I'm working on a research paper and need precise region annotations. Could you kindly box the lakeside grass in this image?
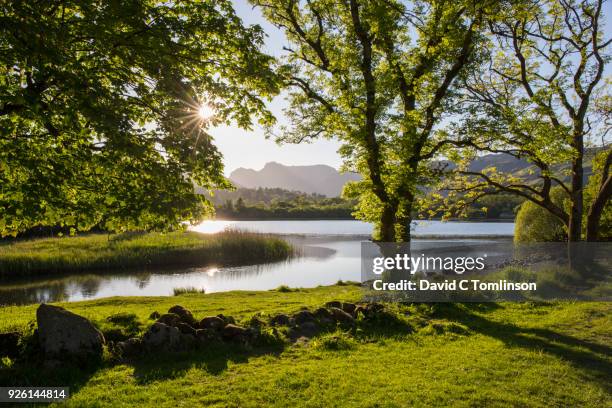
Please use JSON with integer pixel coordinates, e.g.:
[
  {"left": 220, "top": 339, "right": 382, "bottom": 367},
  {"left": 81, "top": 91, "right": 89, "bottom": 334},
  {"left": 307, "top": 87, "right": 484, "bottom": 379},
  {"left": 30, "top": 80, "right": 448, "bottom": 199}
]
[
  {"left": 0, "top": 231, "right": 292, "bottom": 277},
  {"left": 0, "top": 285, "right": 610, "bottom": 407}
]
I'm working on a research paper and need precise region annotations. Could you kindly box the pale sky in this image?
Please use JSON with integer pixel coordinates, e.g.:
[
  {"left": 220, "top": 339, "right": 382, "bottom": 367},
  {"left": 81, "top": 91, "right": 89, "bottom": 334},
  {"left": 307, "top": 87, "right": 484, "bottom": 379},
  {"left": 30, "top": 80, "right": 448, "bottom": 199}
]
[{"left": 210, "top": 1, "right": 343, "bottom": 175}]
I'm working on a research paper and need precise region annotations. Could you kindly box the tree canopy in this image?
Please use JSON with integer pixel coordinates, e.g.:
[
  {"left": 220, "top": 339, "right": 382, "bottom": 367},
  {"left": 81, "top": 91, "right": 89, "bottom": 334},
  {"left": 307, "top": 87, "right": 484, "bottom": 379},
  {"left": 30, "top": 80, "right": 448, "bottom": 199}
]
[{"left": 0, "top": 0, "right": 279, "bottom": 236}]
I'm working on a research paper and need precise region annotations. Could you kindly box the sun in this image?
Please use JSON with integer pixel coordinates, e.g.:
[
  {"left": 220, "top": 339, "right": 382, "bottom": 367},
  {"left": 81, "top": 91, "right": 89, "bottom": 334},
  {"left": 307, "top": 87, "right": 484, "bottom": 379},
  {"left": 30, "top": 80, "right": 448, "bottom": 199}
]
[{"left": 197, "top": 104, "right": 215, "bottom": 120}]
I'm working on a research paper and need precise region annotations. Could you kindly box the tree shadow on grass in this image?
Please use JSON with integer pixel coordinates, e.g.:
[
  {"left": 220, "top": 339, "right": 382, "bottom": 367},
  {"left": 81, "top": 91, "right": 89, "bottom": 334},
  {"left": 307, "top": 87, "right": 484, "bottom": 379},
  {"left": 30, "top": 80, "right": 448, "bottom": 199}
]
[{"left": 434, "top": 303, "right": 612, "bottom": 392}]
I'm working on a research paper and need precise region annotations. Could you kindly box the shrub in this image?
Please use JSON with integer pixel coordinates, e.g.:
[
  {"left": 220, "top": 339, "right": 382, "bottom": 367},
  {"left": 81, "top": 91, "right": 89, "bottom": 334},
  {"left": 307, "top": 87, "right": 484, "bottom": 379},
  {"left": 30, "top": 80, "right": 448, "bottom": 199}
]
[
  {"left": 514, "top": 187, "right": 568, "bottom": 243},
  {"left": 173, "top": 287, "right": 206, "bottom": 296}
]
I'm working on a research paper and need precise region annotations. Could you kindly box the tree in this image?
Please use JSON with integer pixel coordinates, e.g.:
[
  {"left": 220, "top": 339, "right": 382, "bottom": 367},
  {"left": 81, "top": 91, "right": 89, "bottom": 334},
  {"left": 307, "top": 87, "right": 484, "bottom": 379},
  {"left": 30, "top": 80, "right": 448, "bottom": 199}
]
[
  {"left": 0, "top": 0, "right": 279, "bottom": 236},
  {"left": 252, "top": 0, "right": 490, "bottom": 241},
  {"left": 436, "top": 0, "right": 610, "bottom": 241}
]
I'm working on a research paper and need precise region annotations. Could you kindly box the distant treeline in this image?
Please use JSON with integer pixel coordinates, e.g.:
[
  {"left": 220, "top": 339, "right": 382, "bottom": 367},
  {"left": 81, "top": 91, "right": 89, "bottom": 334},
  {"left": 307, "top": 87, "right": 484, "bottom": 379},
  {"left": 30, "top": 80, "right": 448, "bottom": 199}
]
[{"left": 210, "top": 187, "right": 522, "bottom": 220}]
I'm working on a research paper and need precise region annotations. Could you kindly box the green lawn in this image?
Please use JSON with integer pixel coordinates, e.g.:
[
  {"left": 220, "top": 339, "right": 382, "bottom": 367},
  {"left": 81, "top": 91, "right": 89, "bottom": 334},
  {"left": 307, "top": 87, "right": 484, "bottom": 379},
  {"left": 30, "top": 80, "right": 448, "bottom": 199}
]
[
  {"left": 0, "top": 231, "right": 292, "bottom": 277},
  {"left": 0, "top": 285, "right": 610, "bottom": 407}
]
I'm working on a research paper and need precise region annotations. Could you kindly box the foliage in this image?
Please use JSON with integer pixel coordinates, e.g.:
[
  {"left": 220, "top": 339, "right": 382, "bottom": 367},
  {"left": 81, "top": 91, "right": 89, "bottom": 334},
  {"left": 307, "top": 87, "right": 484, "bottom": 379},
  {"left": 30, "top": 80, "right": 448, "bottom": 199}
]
[
  {"left": 584, "top": 150, "right": 612, "bottom": 239},
  {"left": 252, "top": 0, "right": 492, "bottom": 241},
  {"left": 514, "top": 187, "right": 568, "bottom": 243},
  {"left": 0, "top": 0, "right": 279, "bottom": 237},
  {"left": 0, "top": 231, "right": 292, "bottom": 277}
]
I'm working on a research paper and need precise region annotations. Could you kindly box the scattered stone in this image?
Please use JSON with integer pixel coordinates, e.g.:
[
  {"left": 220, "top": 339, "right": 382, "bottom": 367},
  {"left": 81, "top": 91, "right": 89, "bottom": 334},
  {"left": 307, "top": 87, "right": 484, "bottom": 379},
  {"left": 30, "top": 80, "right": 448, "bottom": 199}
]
[
  {"left": 222, "top": 324, "right": 248, "bottom": 342},
  {"left": 313, "top": 307, "right": 333, "bottom": 320},
  {"left": 142, "top": 323, "right": 182, "bottom": 350},
  {"left": 199, "top": 316, "right": 225, "bottom": 330},
  {"left": 325, "top": 301, "right": 342, "bottom": 309},
  {"left": 36, "top": 304, "right": 105, "bottom": 360},
  {"left": 195, "top": 329, "right": 217, "bottom": 345},
  {"left": 149, "top": 311, "right": 161, "bottom": 320},
  {"left": 217, "top": 314, "right": 236, "bottom": 325},
  {"left": 341, "top": 302, "right": 357, "bottom": 314},
  {"left": 156, "top": 313, "right": 181, "bottom": 327},
  {"left": 0, "top": 331, "right": 21, "bottom": 358},
  {"left": 168, "top": 305, "right": 197, "bottom": 326},
  {"left": 115, "top": 337, "right": 142, "bottom": 357},
  {"left": 270, "top": 314, "right": 291, "bottom": 326},
  {"left": 329, "top": 307, "right": 355, "bottom": 324},
  {"left": 298, "top": 321, "right": 320, "bottom": 337},
  {"left": 176, "top": 322, "right": 197, "bottom": 336},
  {"left": 319, "top": 317, "right": 335, "bottom": 326},
  {"left": 293, "top": 310, "right": 315, "bottom": 325}
]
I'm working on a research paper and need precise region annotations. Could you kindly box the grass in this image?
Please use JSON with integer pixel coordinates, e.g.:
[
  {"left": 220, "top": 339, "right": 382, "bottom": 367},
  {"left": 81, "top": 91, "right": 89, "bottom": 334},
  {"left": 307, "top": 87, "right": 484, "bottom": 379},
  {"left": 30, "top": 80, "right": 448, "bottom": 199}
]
[
  {"left": 0, "top": 231, "right": 292, "bottom": 277},
  {"left": 0, "top": 284, "right": 610, "bottom": 407},
  {"left": 173, "top": 287, "right": 207, "bottom": 296}
]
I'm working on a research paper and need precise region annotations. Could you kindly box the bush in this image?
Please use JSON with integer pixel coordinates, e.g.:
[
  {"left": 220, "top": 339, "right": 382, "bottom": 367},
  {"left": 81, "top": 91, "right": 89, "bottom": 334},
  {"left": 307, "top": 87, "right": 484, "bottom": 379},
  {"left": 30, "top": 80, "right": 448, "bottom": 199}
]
[{"left": 514, "top": 187, "right": 568, "bottom": 243}]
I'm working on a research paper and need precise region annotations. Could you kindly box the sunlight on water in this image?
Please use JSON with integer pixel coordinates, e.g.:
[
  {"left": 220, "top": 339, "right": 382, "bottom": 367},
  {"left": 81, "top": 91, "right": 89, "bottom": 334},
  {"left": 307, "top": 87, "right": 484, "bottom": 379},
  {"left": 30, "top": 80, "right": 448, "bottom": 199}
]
[{"left": 190, "top": 220, "right": 236, "bottom": 234}]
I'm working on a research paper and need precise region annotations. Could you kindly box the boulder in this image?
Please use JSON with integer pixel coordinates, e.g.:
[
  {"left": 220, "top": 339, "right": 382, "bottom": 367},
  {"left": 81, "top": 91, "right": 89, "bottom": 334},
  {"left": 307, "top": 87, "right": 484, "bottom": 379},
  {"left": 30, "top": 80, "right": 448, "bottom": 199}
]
[
  {"left": 270, "top": 314, "right": 291, "bottom": 326},
  {"left": 217, "top": 314, "right": 236, "bottom": 325},
  {"left": 142, "top": 322, "right": 182, "bottom": 350},
  {"left": 329, "top": 307, "right": 355, "bottom": 324},
  {"left": 313, "top": 308, "right": 333, "bottom": 320},
  {"left": 195, "top": 329, "right": 217, "bottom": 346},
  {"left": 156, "top": 313, "right": 181, "bottom": 327},
  {"left": 199, "top": 316, "right": 225, "bottom": 331},
  {"left": 222, "top": 324, "right": 248, "bottom": 342},
  {"left": 149, "top": 311, "right": 161, "bottom": 320},
  {"left": 341, "top": 302, "right": 357, "bottom": 315},
  {"left": 0, "top": 331, "right": 21, "bottom": 358},
  {"left": 325, "top": 301, "right": 343, "bottom": 309},
  {"left": 36, "top": 304, "right": 105, "bottom": 360},
  {"left": 168, "top": 305, "right": 197, "bottom": 326},
  {"left": 115, "top": 337, "right": 142, "bottom": 357},
  {"left": 176, "top": 322, "right": 197, "bottom": 336},
  {"left": 293, "top": 310, "right": 315, "bottom": 325}
]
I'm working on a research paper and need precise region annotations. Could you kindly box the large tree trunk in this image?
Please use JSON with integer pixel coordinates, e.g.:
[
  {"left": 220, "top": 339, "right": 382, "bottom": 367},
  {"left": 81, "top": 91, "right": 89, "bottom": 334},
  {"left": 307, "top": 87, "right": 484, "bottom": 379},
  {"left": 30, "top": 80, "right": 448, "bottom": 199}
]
[
  {"left": 586, "top": 173, "right": 612, "bottom": 241},
  {"left": 568, "top": 135, "right": 584, "bottom": 242}
]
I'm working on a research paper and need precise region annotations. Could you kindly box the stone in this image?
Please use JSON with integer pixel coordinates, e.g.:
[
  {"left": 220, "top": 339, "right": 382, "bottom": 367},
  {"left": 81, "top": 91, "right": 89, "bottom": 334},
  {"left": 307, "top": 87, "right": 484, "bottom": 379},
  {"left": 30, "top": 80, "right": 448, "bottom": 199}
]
[
  {"left": 270, "top": 314, "right": 291, "bottom": 326},
  {"left": 199, "top": 316, "right": 225, "bottom": 330},
  {"left": 156, "top": 313, "right": 181, "bottom": 327},
  {"left": 329, "top": 307, "right": 355, "bottom": 324},
  {"left": 142, "top": 322, "right": 182, "bottom": 350},
  {"left": 0, "top": 331, "right": 21, "bottom": 358},
  {"left": 222, "top": 324, "right": 248, "bottom": 341},
  {"left": 168, "top": 305, "right": 197, "bottom": 326},
  {"left": 149, "top": 311, "right": 161, "bottom": 320},
  {"left": 176, "top": 322, "right": 197, "bottom": 336},
  {"left": 341, "top": 302, "right": 357, "bottom": 314},
  {"left": 217, "top": 314, "right": 236, "bottom": 325},
  {"left": 298, "top": 321, "right": 319, "bottom": 337},
  {"left": 313, "top": 308, "right": 333, "bottom": 320},
  {"left": 325, "top": 301, "right": 343, "bottom": 309},
  {"left": 36, "top": 304, "right": 105, "bottom": 360},
  {"left": 195, "top": 329, "right": 217, "bottom": 346},
  {"left": 115, "top": 337, "right": 142, "bottom": 357},
  {"left": 293, "top": 310, "right": 315, "bottom": 325}
]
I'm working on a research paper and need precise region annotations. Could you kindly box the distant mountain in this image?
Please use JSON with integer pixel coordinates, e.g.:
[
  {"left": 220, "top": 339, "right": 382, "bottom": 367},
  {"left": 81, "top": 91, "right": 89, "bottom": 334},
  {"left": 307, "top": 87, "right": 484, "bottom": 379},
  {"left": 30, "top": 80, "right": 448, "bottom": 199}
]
[{"left": 229, "top": 162, "right": 361, "bottom": 197}]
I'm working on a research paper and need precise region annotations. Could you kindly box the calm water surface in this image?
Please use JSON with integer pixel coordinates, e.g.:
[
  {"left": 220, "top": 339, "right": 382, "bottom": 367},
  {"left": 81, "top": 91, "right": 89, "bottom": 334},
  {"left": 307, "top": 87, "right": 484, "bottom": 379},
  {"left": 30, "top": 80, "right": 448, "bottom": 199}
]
[{"left": 0, "top": 220, "right": 514, "bottom": 305}]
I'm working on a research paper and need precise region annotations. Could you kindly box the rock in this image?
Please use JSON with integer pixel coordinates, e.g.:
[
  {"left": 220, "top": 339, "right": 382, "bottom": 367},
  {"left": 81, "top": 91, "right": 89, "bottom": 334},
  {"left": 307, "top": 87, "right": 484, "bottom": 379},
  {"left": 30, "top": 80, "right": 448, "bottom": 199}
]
[
  {"left": 293, "top": 310, "right": 315, "bottom": 325},
  {"left": 298, "top": 321, "right": 319, "bottom": 337},
  {"left": 319, "top": 317, "right": 335, "bottom": 326},
  {"left": 341, "top": 302, "right": 357, "bottom": 314},
  {"left": 222, "top": 324, "right": 248, "bottom": 342},
  {"left": 363, "top": 302, "right": 385, "bottom": 317},
  {"left": 115, "top": 337, "right": 142, "bottom": 357},
  {"left": 199, "top": 316, "right": 225, "bottom": 331},
  {"left": 142, "top": 322, "right": 182, "bottom": 350},
  {"left": 217, "top": 314, "right": 236, "bottom": 325},
  {"left": 195, "top": 329, "right": 217, "bottom": 346},
  {"left": 149, "top": 311, "right": 161, "bottom": 320},
  {"left": 176, "top": 322, "right": 197, "bottom": 336},
  {"left": 168, "top": 305, "right": 197, "bottom": 326},
  {"left": 270, "top": 314, "right": 291, "bottom": 326},
  {"left": 36, "top": 304, "right": 105, "bottom": 360},
  {"left": 156, "top": 313, "right": 181, "bottom": 327},
  {"left": 0, "top": 331, "right": 21, "bottom": 358},
  {"left": 325, "top": 301, "right": 343, "bottom": 309},
  {"left": 313, "top": 308, "right": 333, "bottom": 320},
  {"left": 329, "top": 307, "right": 355, "bottom": 324}
]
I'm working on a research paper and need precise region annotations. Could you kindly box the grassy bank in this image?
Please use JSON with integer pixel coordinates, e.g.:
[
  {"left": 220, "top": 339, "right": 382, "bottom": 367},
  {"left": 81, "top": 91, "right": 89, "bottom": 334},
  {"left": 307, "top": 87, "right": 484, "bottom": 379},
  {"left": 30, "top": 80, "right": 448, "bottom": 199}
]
[
  {"left": 0, "top": 231, "right": 292, "bottom": 277},
  {"left": 0, "top": 285, "right": 610, "bottom": 407}
]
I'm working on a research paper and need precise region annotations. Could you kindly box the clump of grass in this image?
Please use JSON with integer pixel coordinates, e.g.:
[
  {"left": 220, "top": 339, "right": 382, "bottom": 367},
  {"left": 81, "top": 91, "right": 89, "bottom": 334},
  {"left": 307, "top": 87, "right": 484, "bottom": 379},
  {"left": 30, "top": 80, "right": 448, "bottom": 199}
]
[
  {"left": 275, "top": 285, "right": 298, "bottom": 292},
  {"left": 173, "top": 287, "right": 206, "bottom": 296},
  {"left": 0, "top": 231, "right": 293, "bottom": 277},
  {"left": 312, "top": 331, "right": 356, "bottom": 351}
]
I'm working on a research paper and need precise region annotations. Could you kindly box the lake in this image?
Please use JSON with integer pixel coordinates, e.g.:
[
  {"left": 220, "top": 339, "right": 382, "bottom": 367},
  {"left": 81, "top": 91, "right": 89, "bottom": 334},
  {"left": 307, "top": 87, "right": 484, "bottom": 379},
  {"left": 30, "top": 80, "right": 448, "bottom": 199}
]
[{"left": 0, "top": 220, "right": 514, "bottom": 305}]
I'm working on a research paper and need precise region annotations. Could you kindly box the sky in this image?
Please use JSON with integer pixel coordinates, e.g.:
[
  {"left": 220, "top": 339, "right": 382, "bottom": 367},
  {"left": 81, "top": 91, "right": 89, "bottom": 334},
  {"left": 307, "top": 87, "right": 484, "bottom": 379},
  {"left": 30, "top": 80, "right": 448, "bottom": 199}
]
[{"left": 210, "top": 1, "right": 343, "bottom": 175}]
